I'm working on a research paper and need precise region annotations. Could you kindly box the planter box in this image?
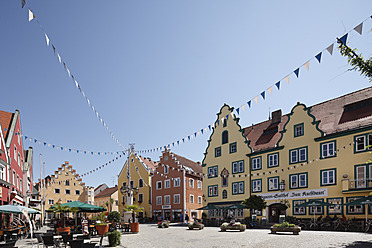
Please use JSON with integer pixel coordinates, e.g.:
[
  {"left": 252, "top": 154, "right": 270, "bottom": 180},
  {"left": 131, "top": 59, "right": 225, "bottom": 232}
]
[
  {"left": 220, "top": 222, "right": 246, "bottom": 232},
  {"left": 188, "top": 222, "right": 204, "bottom": 230},
  {"left": 270, "top": 226, "right": 301, "bottom": 235}
]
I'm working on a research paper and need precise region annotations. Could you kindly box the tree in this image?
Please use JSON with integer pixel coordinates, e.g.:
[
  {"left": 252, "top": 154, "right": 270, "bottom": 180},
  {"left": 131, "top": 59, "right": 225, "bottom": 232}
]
[
  {"left": 337, "top": 38, "right": 372, "bottom": 82},
  {"left": 242, "top": 195, "right": 267, "bottom": 217},
  {"left": 124, "top": 204, "right": 143, "bottom": 223},
  {"left": 52, "top": 204, "right": 78, "bottom": 228}
]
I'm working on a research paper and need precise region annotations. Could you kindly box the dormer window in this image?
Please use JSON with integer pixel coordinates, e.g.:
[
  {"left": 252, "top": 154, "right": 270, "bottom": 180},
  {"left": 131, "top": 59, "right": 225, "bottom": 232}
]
[{"left": 222, "top": 131, "right": 228, "bottom": 144}]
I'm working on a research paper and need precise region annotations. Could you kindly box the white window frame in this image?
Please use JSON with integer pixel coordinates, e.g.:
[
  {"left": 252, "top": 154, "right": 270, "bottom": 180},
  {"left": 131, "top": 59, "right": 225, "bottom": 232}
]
[
  {"left": 174, "top": 178, "right": 180, "bottom": 187},
  {"left": 173, "top": 194, "right": 180, "bottom": 204},
  {"left": 156, "top": 181, "right": 162, "bottom": 190},
  {"left": 75, "top": 190, "right": 80, "bottom": 195},
  {"left": 295, "top": 125, "right": 303, "bottom": 137},
  {"left": 322, "top": 169, "right": 335, "bottom": 185},
  {"left": 268, "top": 154, "right": 279, "bottom": 167},
  {"left": 252, "top": 180, "right": 261, "bottom": 192},
  {"left": 197, "top": 180, "right": 202, "bottom": 189},
  {"left": 14, "top": 146, "right": 17, "bottom": 162},
  {"left": 65, "top": 189, "right": 71, "bottom": 195},
  {"left": 356, "top": 135, "right": 366, "bottom": 152},
  {"left": 322, "top": 142, "right": 335, "bottom": 158},
  {"left": 164, "top": 179, "right": 170, "bottom": 189},
  {"left": 156, "top": 196, "right": 162, "bottom": 205},
  {"left": 164, "top": 165, "right": 169, "bottom": 174},
  {"left": 299, "top": 148, "right": 306, "bottom": 161},
  {"left": 208, "top": 166, "right": 218, "bottom": 177},
  {"left": 164, "top": 195, "right": 170, "bottom": 205},
  {"left": 252, "top": 157, "right": 261, "bottom": 170},
  {"left": 190, "top": 194, "right": 194, "bottom": 203},
  {"left": 0, "top": 165, "right": 4, "bottom": 180},
  {"left": 290, "top": 150, "right": 298, "bottom": 163},
  {"left": 268, "top": 177, "right": 279, "bottom": 191},
  {"left": 48, "top": 199, "right": 54, "bottom": 205},
  {"left": 198, "top": 196, "right": 202, "bottom": 204},
  {"left": 189, "top": 179, "right": 194, "bottom": 188},
  {"left": 55, "top": 188, "right": 60, "bottom": 194}
]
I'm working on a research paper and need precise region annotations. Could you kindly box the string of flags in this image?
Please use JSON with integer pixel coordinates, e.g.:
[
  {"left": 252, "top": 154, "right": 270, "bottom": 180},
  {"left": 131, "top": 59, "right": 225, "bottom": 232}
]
[
  {"left": 22, "top": 134, "right": 123, "bottom": 156},
  {"left": 22, "top": 1, "right": 126, "bottom": 151},
  {"left": 80, "top": 152, "right": 125, "bottom": 178},
  {"left": 135, "top": 15, "right": 372, "bottom": 155}
]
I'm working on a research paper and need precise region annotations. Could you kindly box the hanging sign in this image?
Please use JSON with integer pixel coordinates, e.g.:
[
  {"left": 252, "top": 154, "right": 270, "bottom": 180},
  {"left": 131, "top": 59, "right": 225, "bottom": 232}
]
[{"left": 258, "top": 188, "right": 328, "bottom": 201}]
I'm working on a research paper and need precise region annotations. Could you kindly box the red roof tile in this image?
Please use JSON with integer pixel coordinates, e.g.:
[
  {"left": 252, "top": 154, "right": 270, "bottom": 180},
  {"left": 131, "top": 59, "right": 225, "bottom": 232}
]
[
  {"left": 0, "top": 110, "right": 14, "bottom": 140},
  {"left": 172, "top": 153, "right": 202, "bottom": 174},
  {"left": 95, "top": 186, "right": 118, "bottom": 198}
]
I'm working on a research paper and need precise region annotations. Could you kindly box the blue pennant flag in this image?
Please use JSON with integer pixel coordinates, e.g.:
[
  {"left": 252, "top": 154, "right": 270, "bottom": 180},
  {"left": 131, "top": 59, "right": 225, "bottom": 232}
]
[
  {"left": 208, "top": 125, "right": 211, "bottom": 130},
  {"left": 15, "top": 132, "right": 17, "bottom": 136},
  {"left": 182, "top": 138, "right": 185, "bottom": 143},
  {"left": 43, "top": 142, "right": 46, "bottom": 146},
  {"left": 216, "top": 120, "right": 219, "bottom": 126},
  {"left": 77, "top": 150, "right": 79, "bottom": 153},
  {"left": 226, "top": 114, "right": 229, "bottom": 120},
  {"left": 339, "top": 33, "right": 348, "bottom": 44},
  {"left": 91, "top": 152, "right": 93, "bottom": 155},
  {"left": 24, "top": 136, "right": 27, "bottom": 139},
  {"left": 247, "top": 101, "right": 251, "bottom": 108},
  {"left": 275, "top": 81, "right": 280, "bottom": 90},
  {"left": 188, "top": 136, "right": 190, "bottom": 140},
  {"left": 34, "top": 139, "right": 37, "bottom": 143},
  {"left": 236, "top": 108, "right": 240, "bottom": 115},
  {"left": 294, "top": 68, "right": 300, "bottom": 78},
  {"left": 315, "top": 52, "right": 322, "bottom": 63},
  {"left": 194, "top": 132, "right": 197, "bottom": 137},
  {"left": 69, "top": 149, "right": 71, "bottom": 152},
  {"left": 84, "top": 151, "right": 86, "bottom": 154},
  {"left": 177, "top": 140, "right": 180, "bottom": 145},
  {"left": 52, "top": 145, "right": 55, "bottom": 148},
  {"left": 201, "top": 129, "right": 204, "bottom": 134},
  {"left": 61, "top": 147, "right": 63, "bottom": 150},
  {"left": 261, "top": 91, "right": 265, "bottom": 100},
  {"left": 98, "top": 152, "right": 100, "bottom": 155}
]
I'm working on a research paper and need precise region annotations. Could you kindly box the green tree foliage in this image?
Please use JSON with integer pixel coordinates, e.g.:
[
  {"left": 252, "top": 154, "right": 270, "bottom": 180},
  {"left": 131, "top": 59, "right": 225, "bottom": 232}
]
[
  {"left": 124, "top": 204, "right": 143, "bottom": 223},
  {"left": 108, "top": 211, "right": 121, "bottom": 224},
  {"left": 242, "top": 195, "right": 267, "bottom": 216},
  {"left": 338, "top": 39, "right": 372, "bottom": 82}
]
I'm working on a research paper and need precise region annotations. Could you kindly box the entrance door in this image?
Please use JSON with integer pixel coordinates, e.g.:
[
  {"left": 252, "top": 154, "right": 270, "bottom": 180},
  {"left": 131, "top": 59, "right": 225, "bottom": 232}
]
[
  {"left": 164, "top": 210, "right": 171, "bottom": 221},
  {"left": 269, "top": 203, "right": 286, "bottom": 223},
  {"left": 356, "top": 166, "right": 366, "bottom": 188}
]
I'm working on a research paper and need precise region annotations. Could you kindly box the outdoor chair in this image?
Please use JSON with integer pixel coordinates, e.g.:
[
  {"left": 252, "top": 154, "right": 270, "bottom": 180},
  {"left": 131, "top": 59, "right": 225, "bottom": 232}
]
[
  {"left": 41, "top": 235, "right": 60, "bottom": 248},
  {"left": 78, "top": 234, "right": 90, "bottom": 240},
  {"left": 68, "top": 239, "right": 83, "bottom": 248},
  {"left": 61, "top": 234, "right": 73, "bottom": 248},
  {"left": 81, "top": 243, "right": 96, "bottom": 248},
  {"left": 35, "top": 233, "right": 44, "bottom": 247},
  {"left": 0, "top": 240, "right": 17, "bottom": 247}
]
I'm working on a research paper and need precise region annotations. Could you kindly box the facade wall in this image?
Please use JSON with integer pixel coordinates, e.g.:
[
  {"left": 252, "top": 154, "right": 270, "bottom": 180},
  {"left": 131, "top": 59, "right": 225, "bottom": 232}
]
[
  {"left": 95, "top": 190, "right": 118, "bottom": 212},
  {"left": 0, "top": 124, "right": 9, "bottom": 205},
  {"left": 185, "top": 174, "right": 203, "bottom": 220}
]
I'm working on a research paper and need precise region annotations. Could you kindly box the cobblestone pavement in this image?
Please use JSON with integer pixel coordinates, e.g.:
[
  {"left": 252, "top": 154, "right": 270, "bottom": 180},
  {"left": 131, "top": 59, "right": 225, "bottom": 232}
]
[{"left": 15, "top": 223, "right": 372, "bottom": 248}]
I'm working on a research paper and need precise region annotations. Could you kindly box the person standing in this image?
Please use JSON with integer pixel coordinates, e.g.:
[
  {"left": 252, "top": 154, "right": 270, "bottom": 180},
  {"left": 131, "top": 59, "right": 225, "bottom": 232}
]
[{"left": 185, "top": 214, "right": 189, "bottom": 224}]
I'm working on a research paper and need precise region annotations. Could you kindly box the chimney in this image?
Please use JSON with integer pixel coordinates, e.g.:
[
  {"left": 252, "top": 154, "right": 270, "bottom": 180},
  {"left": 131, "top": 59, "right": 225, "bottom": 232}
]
[{"left": 271, "top": 109, "right": 282, "bottom": 124}]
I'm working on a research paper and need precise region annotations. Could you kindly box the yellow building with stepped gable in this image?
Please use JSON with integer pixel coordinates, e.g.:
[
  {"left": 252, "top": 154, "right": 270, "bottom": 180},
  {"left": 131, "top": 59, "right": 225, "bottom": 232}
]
[{"left": 202, "top": 86, "right": 372, "bottom": 223}]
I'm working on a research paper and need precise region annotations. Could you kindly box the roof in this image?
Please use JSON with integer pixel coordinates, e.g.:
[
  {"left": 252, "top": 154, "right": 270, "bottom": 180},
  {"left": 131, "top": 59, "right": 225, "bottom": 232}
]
[
  {"left": 0, "top": 110, "right": 13, "bottom": 141},
  {"left": 94, "top": 183, "right": 108, "bottom": 192},
  {"left": 138, "top": 156, "right": 157, "bottom": 171},
  {"left": 242, "top": 86, "right": 372, "bottom": 153},
  {"left": 172, "top": 153, "right": 202, "bottom": 174},
  {"left": 95, "top": 186, "right": 118, "bottom": 198}
]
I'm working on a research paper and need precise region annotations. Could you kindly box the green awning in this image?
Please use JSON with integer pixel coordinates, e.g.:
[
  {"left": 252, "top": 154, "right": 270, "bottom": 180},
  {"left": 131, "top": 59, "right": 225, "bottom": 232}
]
[{"left": 48, "top": 201, "right": 106, "bottom": 213}]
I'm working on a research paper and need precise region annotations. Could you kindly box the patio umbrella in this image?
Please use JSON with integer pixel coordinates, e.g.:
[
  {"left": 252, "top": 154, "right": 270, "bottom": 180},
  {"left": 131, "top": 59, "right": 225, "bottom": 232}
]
[
  {"left": 344, "top": 196, "right": 372, "bottom": 222},
  {"left": 0, "top": 204, "right": 41, "bottom": 214},
  {"left": 296, "top": 200, "right": 334, "bottom": 222},
  {"left": 196, "top": 205, "right": 221, "bottom": 210},
  {"left": 49, "top": 201, "right": 106, "bottom": 213},
  {"left": 224, "top": 204, "right": 245, "bottom": 209}
]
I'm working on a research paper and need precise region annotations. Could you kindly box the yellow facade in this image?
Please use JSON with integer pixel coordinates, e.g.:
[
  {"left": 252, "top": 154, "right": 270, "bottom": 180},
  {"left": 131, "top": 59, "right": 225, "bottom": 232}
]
[
  {"left": 95, "top": 188, "right": 118, "bottom": 212},
  {"left": 118, "top": 154, "right": 154, "bottom": 219},
  {"left": 202, "top": 87, "right": 372, "bottom": 222}
]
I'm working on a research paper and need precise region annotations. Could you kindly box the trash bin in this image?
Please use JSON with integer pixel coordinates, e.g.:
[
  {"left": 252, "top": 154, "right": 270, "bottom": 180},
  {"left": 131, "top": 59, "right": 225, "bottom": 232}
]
[
  {"left": 279, "top": 215, "right": 285, "bottom": 223},
  {"left": 261, "top": 217, "right": 267, "bottom": 225}
]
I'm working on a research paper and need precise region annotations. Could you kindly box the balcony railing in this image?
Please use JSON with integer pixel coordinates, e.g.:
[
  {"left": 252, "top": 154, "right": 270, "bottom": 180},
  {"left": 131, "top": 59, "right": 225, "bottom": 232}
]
[{"left": 349, "top": 178, "right": 372, "bottom": 190}]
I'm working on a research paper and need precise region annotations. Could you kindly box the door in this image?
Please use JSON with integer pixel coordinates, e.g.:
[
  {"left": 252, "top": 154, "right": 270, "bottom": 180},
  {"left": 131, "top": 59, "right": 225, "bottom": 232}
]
[{"left": 356, "top": 166, "right": 366, "bottom": 188}]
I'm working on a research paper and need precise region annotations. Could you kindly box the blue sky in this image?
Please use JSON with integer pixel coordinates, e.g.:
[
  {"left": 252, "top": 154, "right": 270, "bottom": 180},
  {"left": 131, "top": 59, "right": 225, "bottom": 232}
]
[{"left": 1, "top": 0, "right": 371, "bottom": 188}]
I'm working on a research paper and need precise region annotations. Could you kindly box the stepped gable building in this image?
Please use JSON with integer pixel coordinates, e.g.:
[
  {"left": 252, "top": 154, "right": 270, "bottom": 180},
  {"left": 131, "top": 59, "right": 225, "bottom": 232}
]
[
  {"left": 118, "top": 154, "right": 156, "bottom": 221},
  {"left": 152, "top": 149, "right": 203, "bottom": 222},
  {"left": 95, "top": 186, "right": 118, "bottom": 212},
  {"left": 0, "top": 109, "right": 30, "bottom": 206},
  {"left": 202, "top": 86, "right": 372, "bottom": 223},
  {"left": 0, "top": 119, "right": 10, "bottom": 206},
  {"left": 43, "top": 161, "right": 94, "bottom": 219}
]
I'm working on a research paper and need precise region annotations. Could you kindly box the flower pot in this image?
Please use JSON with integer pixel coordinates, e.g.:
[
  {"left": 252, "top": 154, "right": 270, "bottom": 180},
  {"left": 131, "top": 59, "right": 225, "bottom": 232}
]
[
  {"left": 57, "top": 227, "right": 71, "bottom": 235},
  {"left": 96, "top": 224, "right": 109, "bottom": 235},
  {"left": 130, "top": 222, "right": 140, "bottom": 233}
]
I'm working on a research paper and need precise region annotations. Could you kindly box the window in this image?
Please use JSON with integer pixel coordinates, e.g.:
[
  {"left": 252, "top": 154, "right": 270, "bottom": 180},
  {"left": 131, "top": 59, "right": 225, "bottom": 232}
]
[
  {"left": 156, "top": 181, "right": 162, "bottom": 190},
  {"left": 0, "top": 165, "right": 4, "bottom": 180},
  {"left": 208, "top": 185, "right": 218, "bottom": 197},
  {"left": 293, "top": 200, "right": 306, "bottom": 215},
  {"left": 222, "top": 190, "right": 227, "bottom": 199},
  {"left": 215, "top": 147, "right": 221, "bottom": 157},
  {"left": 321, "top": 141, "right": 336, "bottom": 158},
  {"left": 65, "top": 180, "right": 70, "bottom": 186},
  {"left": 75, "top": 190, "right": 80, "bottom": 195},
  {"left": 190, "top": 195, "right": 194, "bottom": 203},
  {"left": 67, "top": 200, "right": 72, "bottom": 203},
  {"left": 115, "top": 200, "right": 118, "bottom": 206},
  {"left": 12, "top": 171, "right": 15, "bottom": 186},
  {"left": 268, "top": 177, "right": 279, "bottom": 191},
  {"left": 130, "top": 181, "right": 134, "bottom": 188},
  {"left": 49, "top": 199, "right": 54, "bottom": 205},
  {"left": 156, "top": 196, "right": 162, "bottom": 205},
  {"left": 189, "top": 179, "right": 194, "bottom": 188},
  {"left": 198, "top": 196, "right": 202, "bottom": 204},
  {"left": 290, "top": 173, "right": 307, "bottom": 189},
  {"left": 309, "top": 200, "right": 324, "bottom": 215},
  {"left": 123, "top": 182, "right": 127, "bottom": 188},
  {"left": 347, "top": 197, "right": 364, "bottom": 214},
  {"left": 355, "top": 134, "right": 372, "bottom": 152},
  {"left": 268, "top": 153, "right": 279, "bottom": 167},
  {"left": 164, "top": 179, "right": 170, "bottom": 189},
  {"left": 198, "top": 180, "right": 202, "bottom": 189},
  {"left": 252, "top": 179, "right": 262, "bottom": 193},
  {"left": 164, "top": 165, "right": 169, "bottom": 174},
  {"left": 229, "top": 143, "right": 237, "bottom": 153},
  {"left": 65, "top": 189, "right": 71, "bottom": 195},
  {"left": 223, "top": 118, "right": 227, "bottom": 127},
  {"left": 208, "top": 166, "right": 218, "bottom": 178},
  {"left": 139, "top": 179, "right": 144, "bottom": 188},
  {"left": 164, "top": 195, "right": 170, "bottom": 205},
  {"left": 251, "top": 157, "right": 261, "bottom": 170},
  {"left": 55, "top": 188, "right": 60, "bottom": 194},
  {"left": 289, "top": 147, "right": 307, "bottom": 164},
  {"left": 232, "top": 160, "right": 244, "bottom": 173},
  {"left": 16, "top": 175, "right": 19, "bottom": 189},
  {"left": 321, "top": 169, "right": 336, "bottom": 186},
  {"left": 18, "top": 153, "right": 21, "bottom": 166},
  {"left": 294, "top": 123, "right": 304, "bottom": 137},
  {"left": 355, "top": 164, "right": 372, "bottom": 189},
  {"left": 174, "top": 178, "right": 180, "bottom": 187},
  {"left": 14, "top": 146, "right": 17, "bottom": 161},
  {"left": 232, "top": 181, "right": 244, "bottom": 195},
  {"left": 174, "top": 194, "right": 180, "bottom": 204},
  {"left": 327, "top": 198, "right": 343, "bottom": 215},
  {"left": 20, "top": 179, "right": 22, "bottom": 192},
  {"left": 222, "top": 131, "right": 228, "bottom": 144}
]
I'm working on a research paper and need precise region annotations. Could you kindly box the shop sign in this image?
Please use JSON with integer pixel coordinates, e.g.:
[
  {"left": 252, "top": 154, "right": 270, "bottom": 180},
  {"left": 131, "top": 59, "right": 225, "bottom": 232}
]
[
  {"left": 258, "top": 188, "right": 328, "bottom": 201},
  {"left": 162, "top": 205, "right": 171, "bottom": 209}
]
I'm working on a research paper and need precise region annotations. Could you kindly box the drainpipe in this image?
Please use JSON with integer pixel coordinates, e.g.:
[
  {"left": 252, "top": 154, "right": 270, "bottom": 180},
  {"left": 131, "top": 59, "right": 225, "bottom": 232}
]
[{"left": 183, "top": 167, "right": 186, "bottom": 222}]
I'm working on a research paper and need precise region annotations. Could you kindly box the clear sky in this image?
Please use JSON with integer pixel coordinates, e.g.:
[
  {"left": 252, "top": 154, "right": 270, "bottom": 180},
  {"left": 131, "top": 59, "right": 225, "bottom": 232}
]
[{"left": 1, "top": 0, "right": 371, "bottom": 188}]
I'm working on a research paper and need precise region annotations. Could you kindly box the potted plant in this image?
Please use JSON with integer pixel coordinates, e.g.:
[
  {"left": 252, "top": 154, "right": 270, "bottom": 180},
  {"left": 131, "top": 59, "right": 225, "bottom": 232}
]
[
  {"left": 95, "top": 212, "right": 109, "bottom": 235},
  {"left": 124, "top": 204, "right": 143, "bottom": 233},
  {"left": 107, "top": 211, "right": 121, "bottom": 230},
  {"left": 270, "top": 221, "right": 301, "bottom": 235},
  {"left": 105, "top": 230, "right": 121, "bottom": 247},
  {"left": 52, "top": 204, "right": 78, "bottom": 234},
  {"left": 157, "top": 220, "right": 170, "bottom": 228}
]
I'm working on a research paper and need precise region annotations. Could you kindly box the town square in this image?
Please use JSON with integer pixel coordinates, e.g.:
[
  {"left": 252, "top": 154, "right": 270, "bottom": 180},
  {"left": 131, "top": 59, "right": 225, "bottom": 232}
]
[{"left": 1, "top": 0, "right": 372, "bottom": 247}]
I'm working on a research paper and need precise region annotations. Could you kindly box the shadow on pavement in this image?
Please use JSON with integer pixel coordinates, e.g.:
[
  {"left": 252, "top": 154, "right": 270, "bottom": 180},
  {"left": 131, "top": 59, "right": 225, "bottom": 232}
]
[{"left": 342, "top": 240, "right": 372, "bottom": 247}]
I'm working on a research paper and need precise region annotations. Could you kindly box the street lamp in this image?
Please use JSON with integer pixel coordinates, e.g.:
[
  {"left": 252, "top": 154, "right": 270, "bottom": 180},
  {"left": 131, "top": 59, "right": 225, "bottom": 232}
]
[{"left": 279, "top": 180, "right": 285, "bottom": 192}]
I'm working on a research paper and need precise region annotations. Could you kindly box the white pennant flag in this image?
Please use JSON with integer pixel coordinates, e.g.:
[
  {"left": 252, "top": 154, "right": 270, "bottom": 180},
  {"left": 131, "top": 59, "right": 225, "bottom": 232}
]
[
  {"left": 197, "top": 131, "right": 200, "bottom": 136},
  {"left": 268, "top": 86, "right": 273, "bottom": 94},
  {"left": 326, "top": 44, "right": 334, "bottom": 55},
  {"left": 221, "top": 117, "right": 224, "bottom": 123},
  {"left": 304, "top": 61, "right": 310, "bottom": 71},
  {"left": 231, "top": 112, "right": 234, "bottom": 118},
  {"left": 57, "top": 53, "right": 61, "bottom": 63},
  {"left": 44, "top": 34, "right": 50, "bottom": 46},
  {"left": 67, "top": 68, "right": 70, "bottom": 77},
  {"left": 253, "top": 96, "right": 258, "bottom": 104},
  {"left": 28, "top": 9, "right": 35, "bottom": 22},
  {"left": 241, "top": 104, "right": 245, "bottom": 111},
  {"left": 284, "top": 75, "right": 289, "bottom": 84},
  {"left": 354, "top": 23, "right": 363, "bottom": 35},
  {"left": 74, "top": 79, "right": 78, "bottom": 88},
  {"left": 204, "top": 127, "right": 208, "bottom": 132}
]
